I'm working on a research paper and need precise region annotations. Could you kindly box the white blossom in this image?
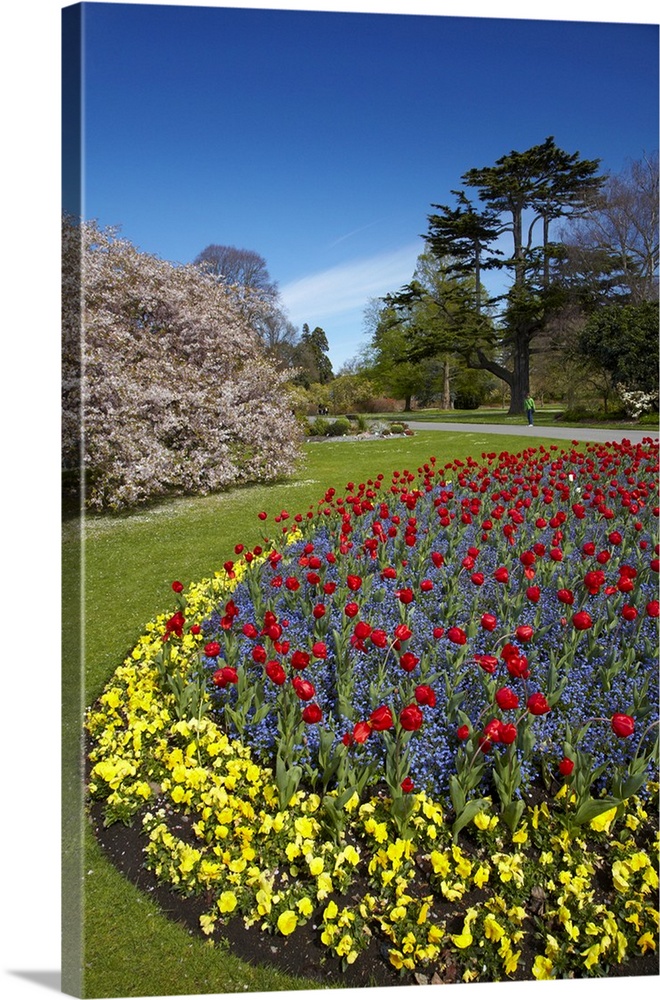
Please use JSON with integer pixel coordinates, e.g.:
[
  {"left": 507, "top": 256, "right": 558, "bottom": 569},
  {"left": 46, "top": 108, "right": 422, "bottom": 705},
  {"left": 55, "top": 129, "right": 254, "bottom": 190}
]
[{"left": 62, "top": 218, "right": 302, "bottom": 510}]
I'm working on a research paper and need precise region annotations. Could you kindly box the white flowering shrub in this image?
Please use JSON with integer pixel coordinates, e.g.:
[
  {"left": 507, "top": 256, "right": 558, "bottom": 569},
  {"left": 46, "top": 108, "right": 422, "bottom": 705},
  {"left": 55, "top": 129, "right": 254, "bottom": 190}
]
[
  {"left": 617, "top": 384, "right": 659, "bottom": 419},
  {"left": 62, "top": 218, "right": 302, "bottom": 510}
]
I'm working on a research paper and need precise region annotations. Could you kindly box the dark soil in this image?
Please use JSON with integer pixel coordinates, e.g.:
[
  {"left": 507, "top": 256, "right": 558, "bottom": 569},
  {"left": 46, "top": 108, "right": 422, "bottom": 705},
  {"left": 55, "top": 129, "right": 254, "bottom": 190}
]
[{"left": 88, "top": 799, "right": 659, "bottom": 989}]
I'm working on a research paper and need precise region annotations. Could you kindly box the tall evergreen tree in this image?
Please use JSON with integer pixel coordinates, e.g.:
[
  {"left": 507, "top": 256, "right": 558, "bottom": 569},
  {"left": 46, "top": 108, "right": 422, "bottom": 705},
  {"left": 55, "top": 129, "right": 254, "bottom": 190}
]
[{"left": 424, "top": 137, "right": 604, "bottom": 413}]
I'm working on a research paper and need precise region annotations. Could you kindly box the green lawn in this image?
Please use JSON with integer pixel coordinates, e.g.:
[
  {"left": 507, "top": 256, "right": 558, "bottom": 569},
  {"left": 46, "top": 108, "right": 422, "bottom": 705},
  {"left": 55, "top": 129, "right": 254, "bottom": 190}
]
[
  {"left": 366, "top": 407, "right": 657, "bottom": 430},
  {"left": 65, "top": 429, "right": 590, "bottom": 997}
]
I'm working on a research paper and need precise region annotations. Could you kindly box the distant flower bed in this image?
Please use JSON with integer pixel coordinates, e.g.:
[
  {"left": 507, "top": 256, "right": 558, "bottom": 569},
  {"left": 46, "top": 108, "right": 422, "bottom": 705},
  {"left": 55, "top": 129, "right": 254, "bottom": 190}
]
[{"left": 87, "top": 438, "right": 660, "bottom": 982}]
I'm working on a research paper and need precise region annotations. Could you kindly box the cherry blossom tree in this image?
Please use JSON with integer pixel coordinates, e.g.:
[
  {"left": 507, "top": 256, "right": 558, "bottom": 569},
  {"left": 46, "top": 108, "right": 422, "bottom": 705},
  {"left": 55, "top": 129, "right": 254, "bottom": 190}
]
[{"left": 63, "top": 217, "right": 302, "bottom": 510}]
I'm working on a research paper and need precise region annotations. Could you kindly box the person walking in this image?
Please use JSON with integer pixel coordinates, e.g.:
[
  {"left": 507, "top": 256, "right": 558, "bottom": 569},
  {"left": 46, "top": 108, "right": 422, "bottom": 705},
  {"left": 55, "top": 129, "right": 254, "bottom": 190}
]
[{"left": 524, "top": 392, "right": 536, "bottom": 426}]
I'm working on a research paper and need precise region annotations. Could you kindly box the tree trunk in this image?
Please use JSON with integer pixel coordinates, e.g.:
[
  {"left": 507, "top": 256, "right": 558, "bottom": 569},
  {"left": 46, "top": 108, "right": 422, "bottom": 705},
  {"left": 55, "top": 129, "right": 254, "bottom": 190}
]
[
  {"left": 442, "top": 359, "right": 451, "bottom": 409},
  {"left": 404, "top": 395, "right": 412, "bottom": 412},
  {"left": 507, "top": 334, "right": 530, "bottom": 415}
]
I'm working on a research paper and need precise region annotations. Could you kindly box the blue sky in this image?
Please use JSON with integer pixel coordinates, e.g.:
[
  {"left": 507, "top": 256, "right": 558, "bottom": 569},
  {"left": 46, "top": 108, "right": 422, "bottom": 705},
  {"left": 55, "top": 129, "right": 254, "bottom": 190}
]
[{"left": 67, "top": 1, "right": 659, "bottom": 370}]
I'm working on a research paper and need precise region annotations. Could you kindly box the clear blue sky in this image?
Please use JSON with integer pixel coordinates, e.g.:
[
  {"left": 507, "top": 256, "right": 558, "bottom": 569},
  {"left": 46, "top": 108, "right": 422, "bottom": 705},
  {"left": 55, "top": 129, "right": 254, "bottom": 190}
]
[{"left": 67, "top": 0, "right": 658, "bottom": 370}]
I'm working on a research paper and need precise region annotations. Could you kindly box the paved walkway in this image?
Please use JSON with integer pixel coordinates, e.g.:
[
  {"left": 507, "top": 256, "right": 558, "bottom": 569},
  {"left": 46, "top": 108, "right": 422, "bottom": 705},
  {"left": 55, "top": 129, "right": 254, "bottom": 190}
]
[{"left": 411, "top": 421, "right": 657, "bottom": 445}]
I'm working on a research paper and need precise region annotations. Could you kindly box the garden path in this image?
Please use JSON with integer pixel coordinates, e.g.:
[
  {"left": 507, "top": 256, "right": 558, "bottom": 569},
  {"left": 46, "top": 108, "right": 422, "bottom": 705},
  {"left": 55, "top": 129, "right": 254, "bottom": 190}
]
[{"left": 411, "top": 421, "right": 656, "bottom": 445}]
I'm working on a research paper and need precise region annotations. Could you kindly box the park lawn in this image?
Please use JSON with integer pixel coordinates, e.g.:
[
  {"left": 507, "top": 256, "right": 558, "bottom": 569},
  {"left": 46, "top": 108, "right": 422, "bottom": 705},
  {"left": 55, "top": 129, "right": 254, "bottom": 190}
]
[
  {"left": 368, "top": 407, "right": 658, "bottom": 430},
  {"left": 68, "top": 428, "right": 587, "bottom": 998}
]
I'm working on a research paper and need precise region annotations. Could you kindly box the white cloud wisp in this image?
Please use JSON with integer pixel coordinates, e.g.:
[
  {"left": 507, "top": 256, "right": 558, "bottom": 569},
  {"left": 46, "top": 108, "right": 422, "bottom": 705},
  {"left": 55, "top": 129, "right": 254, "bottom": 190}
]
[{"left": 279, "top": 241, "right": 424, "bottom": 327}]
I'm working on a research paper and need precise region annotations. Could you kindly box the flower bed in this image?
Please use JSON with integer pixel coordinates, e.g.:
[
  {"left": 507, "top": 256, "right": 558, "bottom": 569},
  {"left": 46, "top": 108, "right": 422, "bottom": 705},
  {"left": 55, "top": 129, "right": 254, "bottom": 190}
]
[{"left": 87, "top": 438, "right": 660, "bottom": 983}]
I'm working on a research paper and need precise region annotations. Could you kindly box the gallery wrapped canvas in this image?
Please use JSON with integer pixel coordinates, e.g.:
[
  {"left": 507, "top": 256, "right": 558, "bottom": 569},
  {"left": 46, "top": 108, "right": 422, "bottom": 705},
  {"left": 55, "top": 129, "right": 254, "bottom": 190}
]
[{"left": 60, "top": 2, "right": 659, "bottom": 998}]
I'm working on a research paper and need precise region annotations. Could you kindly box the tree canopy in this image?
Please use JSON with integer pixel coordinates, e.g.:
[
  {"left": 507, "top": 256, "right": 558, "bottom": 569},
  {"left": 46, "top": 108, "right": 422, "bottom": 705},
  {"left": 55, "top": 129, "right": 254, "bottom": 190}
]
[
  {"left": 63, "top": 218, "right": 302, "bottom": 510},
  {"left": 423, "top": 137, "right": 605, "bottom": 413}
]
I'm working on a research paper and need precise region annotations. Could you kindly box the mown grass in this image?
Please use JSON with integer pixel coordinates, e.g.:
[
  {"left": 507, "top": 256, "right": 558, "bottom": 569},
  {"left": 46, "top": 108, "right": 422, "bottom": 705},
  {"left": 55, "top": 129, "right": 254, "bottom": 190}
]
[
  {"left": 367, "top": 407, "right": 659, "bottom": 430},
  {"left": 67, "top": 428, "right": 594, "bottom": 998}
]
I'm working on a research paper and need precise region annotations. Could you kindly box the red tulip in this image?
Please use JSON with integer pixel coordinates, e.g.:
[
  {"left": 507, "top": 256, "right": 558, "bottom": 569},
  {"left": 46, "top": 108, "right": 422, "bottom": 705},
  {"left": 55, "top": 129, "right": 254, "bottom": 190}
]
[
  {"left": 414, "top": 684, "right": 436, "bottom": 708},
  {"left": 302, "top": 703, "right": 323, "bottom": 724},
  {"left": 292, "top": 676, "right": 315, "bottom": 701},
  {"left": 500, "top": 723, "right": 518, "bottom": 745},
  {"left": 495, "top": 687, "right": 519, "bottom": 711},
  {"left": 353, "top": 721, "right": 371, "bottom": 743},
  {"left": 370, "top": 628, "right": 389, "bottom": 648},
  {"left": 369, "top": 705, "right": 394, "bottom": 731},
  {"left": 204, "top": 641, "right": 221, "bottom": 658},
  {"left": 611, "top": 713, "right": 635, "bottom": 738},
  {"left": 399, "top": 704, "right": 424, "bottom": 731},
  {"left": 558, "top": 757, "right": 575, "bottom": 776},
  {"left": 395, "top": 587, "right": 415, "bottom": 605},
  {"left": 572, "top": 610, "right": 593, "bottom": 631},
  {"left": 399, "top": 652, "right": 419, "bottom": 673},
  {"left": 474, "top": 654, "right": 498, "bottom": 674},
  {"left": 291, "top": 650, "right": 310, "bottom": 671},
  {"left": 213, "top": 666, "right": 238, "bottom": 687},
  {"left": 481, "top": 613, "right": 497, "bottom": 631},
  {"left": 447, "top": 626, "right": 467, "bottom": 645},
  {"left": 265, "top": 660, "right": 286, "bottom": 685},
  {"left": 527, "top": 692, "right": 551, "bottom": 716}
]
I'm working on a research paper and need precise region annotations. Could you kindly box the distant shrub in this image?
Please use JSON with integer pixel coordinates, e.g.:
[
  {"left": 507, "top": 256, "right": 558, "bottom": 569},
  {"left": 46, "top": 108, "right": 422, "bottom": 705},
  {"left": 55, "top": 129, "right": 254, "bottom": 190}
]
[
  {"left": 389, "top": 422, "right": 405, "bottom": 434},
  {"left": 453, "top": 392, "right": 481, "bottom": 410},
  {"left": 558, "top": 406, "right": 628, "bottom": 423},
  {"left": 308, "top": 417, "right": 330, "bottom": 436},
  {"left": 361, "top": 397, "right": 402, "bottom": 413},
  {"left": 326, "top": 417, "right": 351, "bottom": 437}
]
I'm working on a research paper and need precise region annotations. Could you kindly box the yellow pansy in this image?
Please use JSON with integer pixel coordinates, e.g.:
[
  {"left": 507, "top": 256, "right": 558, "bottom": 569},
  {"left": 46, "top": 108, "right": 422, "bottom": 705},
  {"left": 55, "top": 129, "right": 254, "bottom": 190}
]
[
  {"left": 343, "top": 791, "right": 360, "bottom": 813},
  {"left": 502, "top": 948, "right": 521, "bottom": 975},
  {"left": 473, "top": 864, "right": 490, "bottom": 888},
  {"left": 316, "top": 872, "right": 333, "bottom": 898},
  {"left": 643, "top": 866, "right": 659, "bottom": 889},
  {"left": 590, "top": 806, "right": 618, "bottom": 833},
  {"left": 638, "top": 932, "right": 657, "bottom": 953},
  {"left": 440, "top": 880, "right": 465, "bottom": 901},
  {"left": 323, "top": 900, "right": 338, "bottom": 921},
  {"left": 472, "top": 810, "right": 491, "bottom": 830},
  {"left": 294, "top": 816, "right": 315, "bottom": 839},
  {"left": 483, "top": 914, "right": 505, "bottom": 942},
  {"left": 512, "top": 823, "right": 528, "bottom": 844},
  {"left": 218, "top": 890, "right": 238, "bottom": 913},
  {"left": 612, "top": 860, "right": 630, "bottom": 893},
  {"left": 277, "top": 910, "right": 298, "bottom": 936},
  {"left": 256, "top": 888, "right": 271, "bottom": 915},
  {"left": 307, "top": 856, "right": 325, "bottom": 876},
  {"left": 532, "top": 955, "right": 554, "bottom": 979},
  {"left": 297, "top": 897, "right": 314, "bottom": 917},
  {"left": 429, "top": 850, "right": 450, "bottom": 876},
  {"left": 285, "top": 842, "right": 301, "bottom": 862},
  {"left": 199, "top": 913, "right": 216, "bottom": 935},
  {"left": 451, "top": 929, "right": 473, "bottom": 949}
]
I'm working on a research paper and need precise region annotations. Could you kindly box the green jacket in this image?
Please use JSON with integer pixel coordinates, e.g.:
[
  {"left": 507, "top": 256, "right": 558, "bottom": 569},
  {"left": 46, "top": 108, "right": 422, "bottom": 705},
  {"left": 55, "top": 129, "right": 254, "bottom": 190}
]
[{"left": 524, "top": 396, "right": 535, "bottom": 411}]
